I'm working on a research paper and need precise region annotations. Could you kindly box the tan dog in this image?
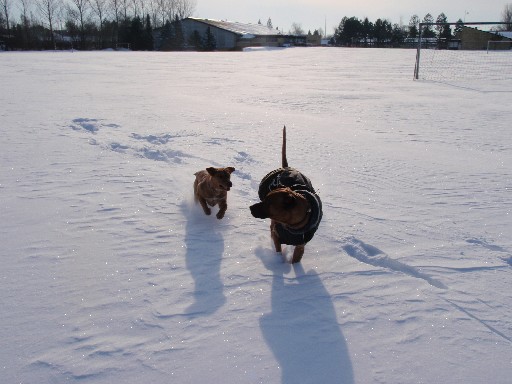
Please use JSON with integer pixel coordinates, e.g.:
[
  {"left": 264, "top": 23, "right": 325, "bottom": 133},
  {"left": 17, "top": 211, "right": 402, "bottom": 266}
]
[
  {"left": 250, "top": 127, "right": 322, "bottom": 263},
  {"left": 194, "top": 167, "right": 235, "bottom": 219}
]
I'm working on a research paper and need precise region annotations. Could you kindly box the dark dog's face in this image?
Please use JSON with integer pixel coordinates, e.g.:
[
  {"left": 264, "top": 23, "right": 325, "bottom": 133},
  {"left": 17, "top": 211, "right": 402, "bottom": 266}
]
[
  {"left": 250, "top": 187, "right": 310, "bottom": 226},
  {"left": 207, "top": 167, "right": 235, "bottom": 191}
]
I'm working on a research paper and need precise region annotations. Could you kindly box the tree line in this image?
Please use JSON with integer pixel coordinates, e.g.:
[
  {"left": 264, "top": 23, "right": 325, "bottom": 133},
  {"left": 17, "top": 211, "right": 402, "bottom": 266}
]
[
  {"left": 331, "top": 7, "right": 512, "bottom": 47},
  {"left": 331, "top": 13, "right": 464, "bottom": 48},
  {"left": 2, "top": 1, "right": 511, "bottom": 51},
  {"left": 0, "top": 0, "right": 196, "bottom": 50}
]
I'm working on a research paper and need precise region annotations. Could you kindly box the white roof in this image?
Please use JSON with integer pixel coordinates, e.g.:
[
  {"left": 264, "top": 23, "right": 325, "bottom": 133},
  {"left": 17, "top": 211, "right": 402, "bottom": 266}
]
[
  {"left": 186, "top": 18, "right": 283, "bottom": 37},
  {"left": 496, "top": 31, "right": 512, "bottom": 39}
]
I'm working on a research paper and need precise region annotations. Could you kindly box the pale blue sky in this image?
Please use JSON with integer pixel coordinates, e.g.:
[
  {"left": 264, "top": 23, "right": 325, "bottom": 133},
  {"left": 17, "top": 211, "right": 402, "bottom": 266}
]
[{"left": 195, "top": 0, "right": 509, "bottom": 34}]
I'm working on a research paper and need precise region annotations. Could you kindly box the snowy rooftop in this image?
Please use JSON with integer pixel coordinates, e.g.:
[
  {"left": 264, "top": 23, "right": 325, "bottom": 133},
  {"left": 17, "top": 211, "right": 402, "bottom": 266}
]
[
  {"left": 496, "top": 31, "right": 512, "bottom": 39},
  {"left": 186, "top": 18, "right": 283, "bottom": 37}
]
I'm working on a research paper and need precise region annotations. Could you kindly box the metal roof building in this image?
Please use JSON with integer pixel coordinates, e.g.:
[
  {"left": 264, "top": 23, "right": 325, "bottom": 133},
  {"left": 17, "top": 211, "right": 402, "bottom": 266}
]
[{"left": 181, "top": 18, "right": 304, "bottom": 50}]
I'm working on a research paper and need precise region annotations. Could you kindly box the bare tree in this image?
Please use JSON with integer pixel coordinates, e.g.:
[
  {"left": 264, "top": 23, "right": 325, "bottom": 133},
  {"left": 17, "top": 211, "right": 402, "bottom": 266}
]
[
  {"left": 175, "top": 0, "right": 195, "bottom": 19},
  {"left": 1, "top": 0, "right": 11, "bottom": 33},
  {"left": 146, "top": 0, "right": 160, "bottom": 28},
  {"left": 164, "top": 0, "right": 175, "bottom": 24},
  {"left": 68, "top": 0, "right": 90, "bottom": 49},
  {"left": 131, "top": 0, "right": 138, "bottom": 18},
  {"left": 139, "top": 0, "right": 147, "bottom": 20},
  {"left": 91, "top": 0, "right": 107, "bottom": 47},
  {"left": 502, "top": 3, "right": 512, "bottom": 31},
  {"left": 36, "top": 0, "right": 61, "bottom": 49},
  {"left": 110, "top": 0, "right": 120, "bottom": 25},
  {"left": 120, "top": 0, "right": 130, "bottom": 20},
  {"left": 290, "top": 22, "right": 304, "bottom": 35},
  {"left": 155, "top": 0, "right": 175, "bottom": 27},
  {"left": 19, "top": 0, "right": 32, "bottom": 25},
  {"left": 154, "top": 0, "right": 165, "bottom": 26},
  {"left": 17, "top": 0, "right": 33, "bottom": 48}
]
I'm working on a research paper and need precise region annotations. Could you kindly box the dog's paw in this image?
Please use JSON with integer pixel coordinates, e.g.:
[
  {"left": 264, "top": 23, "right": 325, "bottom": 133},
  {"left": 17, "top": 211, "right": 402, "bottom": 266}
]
[
  {"left": 216, "top": 211, "right": 225, "bottom": 219},
  {"left": 203, "top": 207, "right": 212, "bottom": 215}
]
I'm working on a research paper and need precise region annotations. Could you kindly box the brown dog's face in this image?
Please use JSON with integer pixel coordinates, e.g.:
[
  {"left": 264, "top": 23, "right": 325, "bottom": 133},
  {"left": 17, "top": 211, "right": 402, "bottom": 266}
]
[
  {"left": 206, "top": 167, "right": 235, "bottom": 191},
  {"left": 250, "top": 187, "right": 310, "bottom": 225}
]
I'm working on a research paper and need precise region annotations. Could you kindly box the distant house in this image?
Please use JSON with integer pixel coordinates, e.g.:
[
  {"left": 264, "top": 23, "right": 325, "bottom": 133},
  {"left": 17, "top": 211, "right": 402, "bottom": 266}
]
[
  {"left": 456, "top": 26, "right": 512, "bottom": 50},
  {"left": 180, "top": 18, "right": 306, "bottom": 50}
]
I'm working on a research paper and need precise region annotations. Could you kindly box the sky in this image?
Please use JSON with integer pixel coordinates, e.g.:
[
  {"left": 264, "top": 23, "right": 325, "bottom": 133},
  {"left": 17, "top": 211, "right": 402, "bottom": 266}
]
[{"left": 194, "top": 0, "right": 510, "bottom": 35}]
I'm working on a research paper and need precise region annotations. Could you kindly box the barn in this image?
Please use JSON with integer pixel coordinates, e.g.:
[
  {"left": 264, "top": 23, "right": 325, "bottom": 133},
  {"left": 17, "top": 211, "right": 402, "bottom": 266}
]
[{"left": 181, "top": 18, "right": 305, "bottom": 50}]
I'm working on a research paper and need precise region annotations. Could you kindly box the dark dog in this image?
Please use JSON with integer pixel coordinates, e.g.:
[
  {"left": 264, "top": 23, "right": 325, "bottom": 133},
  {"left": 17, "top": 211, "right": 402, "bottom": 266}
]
[
  {"left": 250, "top": 127, "right": 322, "bottom": 263},
  {"left": 194, "top": 167, "right": 235, "bottom": 219}
]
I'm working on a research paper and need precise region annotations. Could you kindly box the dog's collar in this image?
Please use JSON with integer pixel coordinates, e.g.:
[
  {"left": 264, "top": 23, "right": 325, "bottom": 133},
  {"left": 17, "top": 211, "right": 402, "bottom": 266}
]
[{"left": 285, "top": 207, "right": 311, "bottom": 230}]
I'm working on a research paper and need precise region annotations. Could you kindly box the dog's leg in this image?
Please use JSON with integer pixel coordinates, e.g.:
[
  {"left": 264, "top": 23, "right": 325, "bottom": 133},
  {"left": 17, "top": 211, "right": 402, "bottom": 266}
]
[
  {"left": 291, "top": 244, "right": 305, "bottom": 263},
  {"left": 194, "top": 177, "right": 210, "bottom": 214},
  {"left": 198, "top": 197, "right": 211, "bottom": 216},
  {"left": 216, "top": 200, "right": 227, "bottom": 220},
  {"left": 193, "top": 179, "right": 200, "bottom": 203},
  {"left": 270, "top": 221, "right": 282, "bottom": 253}
]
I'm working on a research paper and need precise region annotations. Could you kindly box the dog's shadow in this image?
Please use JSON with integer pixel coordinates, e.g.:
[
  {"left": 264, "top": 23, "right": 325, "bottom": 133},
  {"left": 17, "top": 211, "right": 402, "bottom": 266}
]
[
  {"left": 257, "top": 248, "right": 354, "bottom": 384},
  {"left": 181, "top": 200, "right": 226, "bottom": 316}
]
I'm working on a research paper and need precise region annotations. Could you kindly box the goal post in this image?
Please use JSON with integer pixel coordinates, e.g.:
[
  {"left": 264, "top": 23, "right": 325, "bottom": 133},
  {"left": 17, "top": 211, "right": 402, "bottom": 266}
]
[{"left": 414, "top": 21, "right": 512, "bottom": 80}]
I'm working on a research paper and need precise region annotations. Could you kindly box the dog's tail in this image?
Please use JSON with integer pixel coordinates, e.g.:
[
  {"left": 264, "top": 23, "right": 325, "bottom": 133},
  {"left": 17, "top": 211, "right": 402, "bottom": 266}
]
[{"left": 282, "top": 125, "right": 288, "bottom": 168}]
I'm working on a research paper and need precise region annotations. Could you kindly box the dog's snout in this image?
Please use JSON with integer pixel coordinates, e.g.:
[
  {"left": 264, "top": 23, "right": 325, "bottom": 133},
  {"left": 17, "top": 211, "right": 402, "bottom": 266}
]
[{"left": 250, "top": 203, "right": 268, "bottom": 219}]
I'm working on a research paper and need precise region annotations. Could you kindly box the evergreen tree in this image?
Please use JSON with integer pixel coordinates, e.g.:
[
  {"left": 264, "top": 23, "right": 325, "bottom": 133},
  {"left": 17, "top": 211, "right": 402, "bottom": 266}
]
[
  {"left": 362, "top": 17, "right": 374, "bottom": 46},
  {"left": 117, "top": 18, "right": 132, "bottom": 48},
  {"left": 144, "top": 14, "right": 154, "bottom": 50},
  {"left": 171, "top": 15, "right": 184, "bottom": 50},
  {"left": 391, "top": 23, "right": 406, "bottom": 47},
  {"left": 373, "top": 18, "right": 392, "bottom": 46},
  {"left": 159, "top": 16, "right": 184, "bottom": 51},
  {"left": 189, "top": 29, "right": 202, "bottom": 50},
  {"left": 454, "top": 19, "right": 464, "bottom": 36},
  {"left": 333, "top": 17, "right": 346, "bottom": 45},
  {"left": 160, "top": 20, "right": 174, "bottom": 50},
  {"left": 202, "top": 26, "right": 216, "bottom": 51},
  {"left": 421, "top": 13, "right": 436, "bottom": 38},
  {"left": 408, "top": 15, "right": 419, "bottom": 38},
  {"left": 435, "top": 13, "right": 451, "bottom": 40},
  {"left": 334, "top": 16, "right": 362, "bottom": 46},
  {"left": 129, "top": 16, "right": 144, "bottom": 50}
]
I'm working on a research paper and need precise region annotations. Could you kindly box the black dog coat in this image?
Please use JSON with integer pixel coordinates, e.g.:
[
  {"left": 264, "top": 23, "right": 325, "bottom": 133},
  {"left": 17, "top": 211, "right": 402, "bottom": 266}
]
[{"left": 258, "top": 167, "right": 322, "bottom": 245}]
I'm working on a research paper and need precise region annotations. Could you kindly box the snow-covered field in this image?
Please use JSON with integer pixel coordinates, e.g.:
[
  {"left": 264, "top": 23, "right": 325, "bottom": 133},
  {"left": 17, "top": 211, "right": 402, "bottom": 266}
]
[{"left": 1, "top": 48, "right": 511, "bottom": 384}]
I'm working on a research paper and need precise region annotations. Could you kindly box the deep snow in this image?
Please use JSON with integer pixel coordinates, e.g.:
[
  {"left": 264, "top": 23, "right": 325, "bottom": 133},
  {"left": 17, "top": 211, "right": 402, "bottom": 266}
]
[{"left": 1, "top": 48, "right": 511, "bottom": 384}]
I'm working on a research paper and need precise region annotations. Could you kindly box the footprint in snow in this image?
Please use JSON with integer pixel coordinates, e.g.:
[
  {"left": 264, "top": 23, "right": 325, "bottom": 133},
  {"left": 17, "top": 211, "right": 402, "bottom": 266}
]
[{"left": 70, "top": 118, "right": 119, "bottom": 134}]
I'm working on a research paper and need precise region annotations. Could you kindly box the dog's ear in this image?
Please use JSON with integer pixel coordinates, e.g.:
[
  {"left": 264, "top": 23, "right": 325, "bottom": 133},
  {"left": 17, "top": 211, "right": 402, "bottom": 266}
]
[
  {"left": 206, "top": 167, "right": 217, "bottom": 176},
  {"left": 226, "top": 167, "right": 235, "bottom": 174}
]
